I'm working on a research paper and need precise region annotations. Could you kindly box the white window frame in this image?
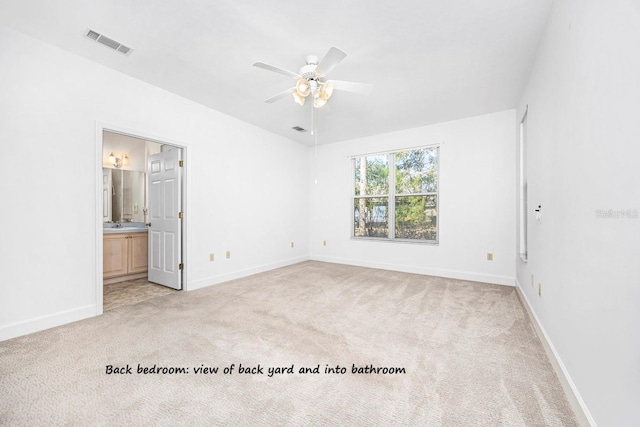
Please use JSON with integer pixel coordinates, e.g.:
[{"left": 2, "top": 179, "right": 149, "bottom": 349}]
[
  {"left": 519, "top": 107, "right": 528, "bottom": 261},
  {"left": 351, "top": 144, "right": 440, "bottom": 244}
]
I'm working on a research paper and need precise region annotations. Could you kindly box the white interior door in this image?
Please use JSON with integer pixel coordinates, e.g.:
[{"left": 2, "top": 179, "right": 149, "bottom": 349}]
[{"left": 148, "top": 148, "right": 182, "bottom": 289}]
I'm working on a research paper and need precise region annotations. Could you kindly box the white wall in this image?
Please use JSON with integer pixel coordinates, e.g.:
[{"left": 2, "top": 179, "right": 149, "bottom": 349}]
[
  {"left": 515, "top": 0, "right": 640, "bottom": 425},
  {"left": 309, "top": 110, "right": 516, "bottom": 285},
  {"left": 0, "top": 25, "right": 309, "bottom": 340}
]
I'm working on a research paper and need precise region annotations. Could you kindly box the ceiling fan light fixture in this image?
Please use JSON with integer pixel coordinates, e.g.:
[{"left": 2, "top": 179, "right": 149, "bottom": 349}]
[
  {"left": 319, "top": 82, "right": 334, "bottom": 101},
  {"left": 313, "top": 96, "right": 327, "bottom": 108},
  {"left": 254, "top": 47, "right": 372, "bottom": 109},
  {"left": 293, "top": 91, "right": 306, "bottom": 106},
  {"left": 295, "top": 78, "right": 311, "bottom": 97}
]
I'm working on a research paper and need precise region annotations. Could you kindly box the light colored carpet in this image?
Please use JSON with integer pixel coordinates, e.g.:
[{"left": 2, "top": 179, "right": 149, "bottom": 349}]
[{"left": 0, "top": 261, "right": 576, "bottom": 426}]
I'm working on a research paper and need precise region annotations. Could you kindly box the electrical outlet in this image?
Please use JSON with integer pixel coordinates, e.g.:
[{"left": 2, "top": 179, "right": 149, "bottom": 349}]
[
  {"left": 487, "top": 252, "right": 493, "bottom": 261},
  {"left": 209, "top": 253, "right": 214, "bottom": 262},
  {"left": 291, "top": 241, "right": 294, "bottom": 248},
  {"left": 226, "top": 251, "right": 230, "bottom": 259},
  {"left": 323, "top": 240, "right": 327, "bottom": 246},
  {"left": 538, "top": 283, "right": 542, "bottom": 297}
]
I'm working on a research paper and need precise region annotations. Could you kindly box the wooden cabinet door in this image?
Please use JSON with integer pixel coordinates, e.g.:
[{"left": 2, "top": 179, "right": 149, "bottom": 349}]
[
  {"left": 128, "top": 233, "right": 148, "bottom": 274},
  {"left": 103, "top": 234, "right": 128, "bottom": 278}
]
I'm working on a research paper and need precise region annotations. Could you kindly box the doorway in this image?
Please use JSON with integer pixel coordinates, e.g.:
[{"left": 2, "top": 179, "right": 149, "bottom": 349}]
[{"left": 96, "top": 124, "right": 188, "bottom": 315}]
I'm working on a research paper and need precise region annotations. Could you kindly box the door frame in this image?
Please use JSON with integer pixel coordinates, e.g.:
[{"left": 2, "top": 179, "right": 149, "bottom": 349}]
[{"left": 95, "top": 122, "right": 189, "bottom": 315}]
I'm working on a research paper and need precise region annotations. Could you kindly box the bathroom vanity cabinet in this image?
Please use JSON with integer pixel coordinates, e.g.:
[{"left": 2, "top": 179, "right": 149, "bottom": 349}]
[{"left": 103, "top": 232, "right": 148, "bottom": 284}]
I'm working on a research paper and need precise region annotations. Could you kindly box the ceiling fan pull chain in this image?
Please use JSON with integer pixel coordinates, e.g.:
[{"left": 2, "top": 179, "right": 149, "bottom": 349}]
[{"left": 312, "top": 102, "right": 319, "bottom": 184}]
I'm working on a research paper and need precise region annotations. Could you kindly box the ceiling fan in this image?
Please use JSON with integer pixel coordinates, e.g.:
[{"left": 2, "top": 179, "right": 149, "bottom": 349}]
[{"left": 253, "top": 47, "right": 373, "bottom": 109}]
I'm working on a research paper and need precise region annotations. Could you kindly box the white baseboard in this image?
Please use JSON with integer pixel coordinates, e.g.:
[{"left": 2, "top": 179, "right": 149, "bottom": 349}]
[
  {"left": 0, "top": 304, "right": 96, "bottom": 342},
  {"left": 515, "top": 280, "right": 596, "bottom": 427},
  {"left": 310, "top": 254, "right": 515, "bottom": 286},
  {"left": 188, "top": 255, "right": 310, "bottom": 291}
]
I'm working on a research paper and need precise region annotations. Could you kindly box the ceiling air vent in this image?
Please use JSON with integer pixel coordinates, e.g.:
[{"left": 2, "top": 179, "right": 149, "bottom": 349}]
[
  {"left": 292, "top": 126, "right": 307, "bottom": 133},
  {"left": 84, "top": 29, "right": 133, "bottom": 56}
]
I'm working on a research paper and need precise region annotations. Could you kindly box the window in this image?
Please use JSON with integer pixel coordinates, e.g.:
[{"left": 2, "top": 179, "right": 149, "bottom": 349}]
[
  {"left": 353, "top": 146, "right": 439, "bottom": 243},
  {"left": 519, "top": 108, "right": 528, "bottom": 261}
]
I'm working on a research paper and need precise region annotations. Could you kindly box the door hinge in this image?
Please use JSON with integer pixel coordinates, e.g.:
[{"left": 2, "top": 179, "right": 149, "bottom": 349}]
[
  {"left": 179, "top": 263, "right": 184, "bottom": 270},
  {"left": 178, "top": 211, "right": 184, "bottom": 219},
  {"left": 179, "top": 160, "right": 184, "bottom": 167}
]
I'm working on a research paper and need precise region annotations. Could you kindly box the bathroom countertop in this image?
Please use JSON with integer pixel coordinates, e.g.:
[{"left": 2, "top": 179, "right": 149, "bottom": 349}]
[{"left": 103, "top": 227, "right": 148, "bottom": 234}]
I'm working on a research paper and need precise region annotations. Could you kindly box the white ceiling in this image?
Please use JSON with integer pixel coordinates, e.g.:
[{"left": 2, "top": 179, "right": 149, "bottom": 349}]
[{"left": 0, "top": 0, "right": 552, "bottom": 146}]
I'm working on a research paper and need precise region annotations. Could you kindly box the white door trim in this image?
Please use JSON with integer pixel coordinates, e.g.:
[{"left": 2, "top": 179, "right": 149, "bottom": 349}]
[{"left": 95, "top": 121, "right": 189, "bottom": 315}]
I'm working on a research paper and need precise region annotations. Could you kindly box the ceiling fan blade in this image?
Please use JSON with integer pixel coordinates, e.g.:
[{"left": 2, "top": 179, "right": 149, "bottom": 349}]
[
  {"left": 327, "top": 80, "right": 373, "bottom": 95},
  {"left": 264, "top": 87, "right": 296, "bottom": 103},
  {"left": 315, "top": 47, "right": 347, "bottom": 76},
  {"left": 253, "top": 62, "right": 301, "bottom": 80}
]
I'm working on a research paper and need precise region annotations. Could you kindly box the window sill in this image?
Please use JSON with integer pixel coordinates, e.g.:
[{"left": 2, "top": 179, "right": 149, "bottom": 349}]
[{"left": 351, "top": 237, "right": 439, "bottom": 246}]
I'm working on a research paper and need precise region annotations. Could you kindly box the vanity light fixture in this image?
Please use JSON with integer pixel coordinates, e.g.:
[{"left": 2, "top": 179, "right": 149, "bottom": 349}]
[{"left": 108, "top": 152, "right": 129, "bottom": 168}]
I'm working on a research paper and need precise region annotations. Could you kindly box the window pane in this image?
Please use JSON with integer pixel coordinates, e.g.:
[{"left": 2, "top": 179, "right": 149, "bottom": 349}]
[
  {"left": 354, "top": 155, "right": 389, "bottom": 196},
  {"left": 395, "top": 195, "right": 437, "bottom": 240},
  {"left": 395, "top": 147, "right": 438, "bottom": 194},
  {"left": 354, "top": 197, "right": 388, "bottom": 237}
]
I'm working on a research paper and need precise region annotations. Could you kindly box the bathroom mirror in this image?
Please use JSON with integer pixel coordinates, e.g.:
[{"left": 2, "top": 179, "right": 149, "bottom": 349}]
[{"left": 103, "top": 168, "right": 146, "bottom": 223}]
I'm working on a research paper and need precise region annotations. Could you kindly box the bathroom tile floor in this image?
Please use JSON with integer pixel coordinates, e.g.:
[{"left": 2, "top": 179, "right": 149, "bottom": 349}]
[{"left": 103, "top": 278, "right": 179, "bottom": 311}]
